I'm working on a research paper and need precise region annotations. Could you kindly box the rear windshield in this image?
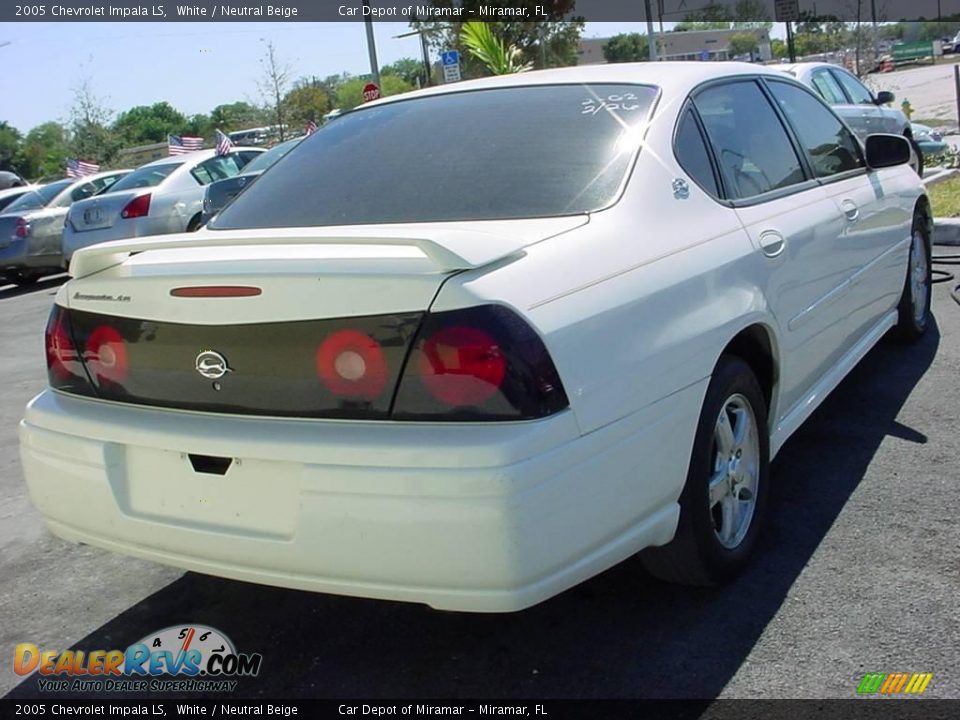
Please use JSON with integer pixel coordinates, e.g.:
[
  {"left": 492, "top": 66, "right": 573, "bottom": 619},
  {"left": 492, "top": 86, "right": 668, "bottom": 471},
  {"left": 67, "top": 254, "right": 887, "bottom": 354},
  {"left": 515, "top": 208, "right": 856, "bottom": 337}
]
[
  {"left": 108, "top": 162, "right": 181, "bottom": 192},
  {"left": 243, "top": 138, "right": 301, "bottom": 174},
  {"left": 212, "top": 83, "right": 658, "bottom": 229},
  {"left": 3, "top": 179, "right": 72, "bottom": 213}
]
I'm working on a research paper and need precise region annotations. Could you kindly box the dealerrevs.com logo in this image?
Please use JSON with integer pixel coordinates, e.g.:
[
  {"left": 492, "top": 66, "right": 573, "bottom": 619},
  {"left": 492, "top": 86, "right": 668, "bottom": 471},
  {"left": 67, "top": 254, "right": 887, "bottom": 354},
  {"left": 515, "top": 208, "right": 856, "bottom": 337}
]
[{"left": 15, "top": 624, "right": 262, "bottom": 693}]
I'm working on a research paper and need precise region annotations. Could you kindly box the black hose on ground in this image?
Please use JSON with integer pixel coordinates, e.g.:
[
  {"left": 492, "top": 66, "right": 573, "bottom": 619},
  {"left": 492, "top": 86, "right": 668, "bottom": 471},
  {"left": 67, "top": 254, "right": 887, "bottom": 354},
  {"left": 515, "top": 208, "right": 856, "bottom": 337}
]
[{"left": 931, "top": 252, "right": 960, "bottom": 307}]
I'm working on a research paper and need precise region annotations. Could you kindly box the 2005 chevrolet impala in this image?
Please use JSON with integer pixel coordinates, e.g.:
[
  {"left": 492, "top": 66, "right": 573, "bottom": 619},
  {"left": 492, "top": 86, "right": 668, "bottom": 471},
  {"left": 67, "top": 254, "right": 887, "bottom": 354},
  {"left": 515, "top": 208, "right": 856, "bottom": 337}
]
[{"left": 20, "top": 63, "right": 931, "bottom": 612}]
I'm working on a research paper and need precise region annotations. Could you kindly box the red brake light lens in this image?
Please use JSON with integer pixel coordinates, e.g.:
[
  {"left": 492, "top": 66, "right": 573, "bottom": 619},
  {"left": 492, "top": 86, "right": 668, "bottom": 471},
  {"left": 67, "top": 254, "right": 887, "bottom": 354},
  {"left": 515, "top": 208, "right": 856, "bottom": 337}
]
[
  {"left": 393, "top": 305, "right": 568, "bottom": 421},
  {"left": 418, "top": 326, "right": 506, "bottom": 406},
  {"left": 45, "top": 307, "right": 76, "bottom": 381},
  {"left": 14, "top": 217, "right": 30, "bottom": 238},
  {"left": 121, "top": 194, "right": 151, "bottom": 219},
  {"left": 84, "top": 325, "right": 130, "bottom": 384},
  {"left": 315, "top": 329, "right": 388, "bottom": 400}
]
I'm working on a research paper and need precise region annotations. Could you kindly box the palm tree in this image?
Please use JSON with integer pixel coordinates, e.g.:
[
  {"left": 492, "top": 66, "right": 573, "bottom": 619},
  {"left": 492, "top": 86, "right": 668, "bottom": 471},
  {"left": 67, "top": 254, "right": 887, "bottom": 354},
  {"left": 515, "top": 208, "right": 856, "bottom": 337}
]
[{"left": 460, "top": 22, "right": 533, "bottom": 75}]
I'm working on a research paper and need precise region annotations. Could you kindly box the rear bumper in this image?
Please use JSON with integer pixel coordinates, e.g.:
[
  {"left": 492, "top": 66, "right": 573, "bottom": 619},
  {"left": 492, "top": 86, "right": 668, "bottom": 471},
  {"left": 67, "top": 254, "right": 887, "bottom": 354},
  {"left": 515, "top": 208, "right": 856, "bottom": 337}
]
[{"left": 20, "top": 385, "right": 703, "bottom": 611}]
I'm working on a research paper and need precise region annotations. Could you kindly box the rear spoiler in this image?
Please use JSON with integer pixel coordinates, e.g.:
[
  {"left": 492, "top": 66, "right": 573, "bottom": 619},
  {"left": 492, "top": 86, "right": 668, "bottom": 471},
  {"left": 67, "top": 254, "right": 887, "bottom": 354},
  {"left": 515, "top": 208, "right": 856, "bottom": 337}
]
[{"left": 69, "top": 233, "right": 481, "bottom": 279}]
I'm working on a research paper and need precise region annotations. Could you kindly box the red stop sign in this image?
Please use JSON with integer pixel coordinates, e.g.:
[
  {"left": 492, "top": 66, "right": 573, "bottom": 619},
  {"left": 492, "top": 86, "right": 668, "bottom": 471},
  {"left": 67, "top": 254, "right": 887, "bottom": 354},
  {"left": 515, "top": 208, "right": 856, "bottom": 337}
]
[{"left": 362, "top": 82, "right": 380, "bottom": 103}]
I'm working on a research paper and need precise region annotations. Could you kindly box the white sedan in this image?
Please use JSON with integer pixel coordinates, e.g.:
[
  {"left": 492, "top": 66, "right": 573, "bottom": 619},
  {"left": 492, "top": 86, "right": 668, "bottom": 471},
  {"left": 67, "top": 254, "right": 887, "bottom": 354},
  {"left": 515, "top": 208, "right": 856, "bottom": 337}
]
[{"left": 21, "top": 63, "right": 931, "bottom": 612}]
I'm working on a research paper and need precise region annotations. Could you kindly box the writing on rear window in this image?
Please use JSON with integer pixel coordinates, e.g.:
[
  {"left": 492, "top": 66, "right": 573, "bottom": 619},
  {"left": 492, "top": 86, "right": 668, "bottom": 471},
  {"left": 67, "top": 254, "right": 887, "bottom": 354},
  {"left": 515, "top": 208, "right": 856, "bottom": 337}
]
[{"left": 581, "top": 93, "right": 644, "bottom": 115}]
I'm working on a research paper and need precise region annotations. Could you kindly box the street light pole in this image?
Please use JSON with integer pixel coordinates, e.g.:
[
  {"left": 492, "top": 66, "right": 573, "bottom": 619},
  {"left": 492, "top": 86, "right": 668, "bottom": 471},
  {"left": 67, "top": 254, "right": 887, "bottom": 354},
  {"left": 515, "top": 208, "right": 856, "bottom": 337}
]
[{"left": 362, "top": 0, "right": 381, "bottom": 88}]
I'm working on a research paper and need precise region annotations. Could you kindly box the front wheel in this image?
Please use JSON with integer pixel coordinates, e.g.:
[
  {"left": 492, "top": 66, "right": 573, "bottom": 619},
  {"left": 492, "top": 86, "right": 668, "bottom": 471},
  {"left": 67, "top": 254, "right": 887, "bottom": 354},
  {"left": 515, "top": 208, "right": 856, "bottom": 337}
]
[
  {"left": 891, "top": 212, "right": 932, "bottom": 342},
  {"left": 641, "top": 355, "right": 770, "bottom": 586}
]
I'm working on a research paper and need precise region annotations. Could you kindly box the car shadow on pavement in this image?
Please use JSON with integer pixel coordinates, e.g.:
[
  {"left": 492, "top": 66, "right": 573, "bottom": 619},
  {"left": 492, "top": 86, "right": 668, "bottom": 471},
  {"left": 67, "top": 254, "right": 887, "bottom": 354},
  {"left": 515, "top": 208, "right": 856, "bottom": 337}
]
[
  {"left": 5, "top": 318, "right": 941, "bottom": 701},
  {"left": 0, "top": 275, "right": 66, "bottom": 301}
]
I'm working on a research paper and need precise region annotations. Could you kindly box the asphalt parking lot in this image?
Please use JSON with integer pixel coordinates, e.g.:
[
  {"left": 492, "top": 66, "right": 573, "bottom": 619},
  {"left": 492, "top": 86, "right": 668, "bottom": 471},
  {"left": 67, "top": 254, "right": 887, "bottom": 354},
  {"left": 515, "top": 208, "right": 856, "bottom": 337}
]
[{"left": 1, "top": 272, "right": 958, "bottom": 700}]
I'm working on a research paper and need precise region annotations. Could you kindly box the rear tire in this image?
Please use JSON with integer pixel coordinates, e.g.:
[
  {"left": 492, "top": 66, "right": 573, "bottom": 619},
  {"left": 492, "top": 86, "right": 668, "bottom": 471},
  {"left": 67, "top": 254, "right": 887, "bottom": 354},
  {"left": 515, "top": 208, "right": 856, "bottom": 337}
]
[
  {"left": 891, "top": 212, "right": 932, "bottom": 342},
  {"left": 186, "top": 214, "right": 203, "bottom": 232},
  {"left": 907, "top": 136, "right": 924, "bottom": 178},
  {"left": 641, "top": 355, "right": 770, "bottom": 586},
  {"left": 12, "top": 271, "right": 39, "bottom": 286}
]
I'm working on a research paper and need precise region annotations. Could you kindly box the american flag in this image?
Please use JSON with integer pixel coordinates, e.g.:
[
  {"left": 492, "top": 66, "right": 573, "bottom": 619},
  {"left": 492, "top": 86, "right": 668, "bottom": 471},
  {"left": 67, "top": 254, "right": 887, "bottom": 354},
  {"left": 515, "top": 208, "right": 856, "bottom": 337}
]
[
  {"left": 215, "top": 129, "right": 234, "bottom": 156},
  {"left": 168, "top": 135, "right": 205, "bottom": 155},
  {"left": 304, "top": 119, "right": 318, "bottom": 136},
  {"left": 65, "top": 158, "right": 100, "bottom": 178}
]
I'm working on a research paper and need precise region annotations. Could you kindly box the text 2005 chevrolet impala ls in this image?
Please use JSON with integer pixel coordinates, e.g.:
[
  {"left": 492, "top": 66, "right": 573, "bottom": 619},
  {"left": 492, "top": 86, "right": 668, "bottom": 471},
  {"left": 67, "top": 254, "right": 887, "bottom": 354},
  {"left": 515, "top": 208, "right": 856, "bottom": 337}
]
[{"left": 20, "top": 64, "right": 931, "bottom": 612}]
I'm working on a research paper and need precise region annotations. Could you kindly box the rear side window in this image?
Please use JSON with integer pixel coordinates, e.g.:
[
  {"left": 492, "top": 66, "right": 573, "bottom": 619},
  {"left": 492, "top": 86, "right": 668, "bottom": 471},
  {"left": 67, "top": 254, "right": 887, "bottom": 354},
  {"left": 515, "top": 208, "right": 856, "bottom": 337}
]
[
  {"left": 675, "top": 108, "right": 719, "bottom": 197},
  {"left": 191, "top": 155, "right": 243, "bottom": 186},
  {"left": 109, "top": 163, "right": 180, "bottom": 192},
  {"left": 212, "top": 83, "right": 659, "bottom": 229},
  {"left": 694, "top": 81, "right": 805, "bottom": 200},
  {"left": 810, "top": 70, "right": 847, "bottom": 105},
  {"left": 766, "top": 81, "right": 864, "bottom": 179},
  {"left": 832, "top": 70, "right": 873, "bottom": 105}
]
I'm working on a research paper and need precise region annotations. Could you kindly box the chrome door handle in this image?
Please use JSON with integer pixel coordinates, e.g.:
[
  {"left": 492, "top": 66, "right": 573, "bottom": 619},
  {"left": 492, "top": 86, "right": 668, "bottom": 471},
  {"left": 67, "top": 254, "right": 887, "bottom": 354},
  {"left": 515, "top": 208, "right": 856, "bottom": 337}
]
[
  {"left": 841, "top": 199, "right": 859, "bottom": 222},
  {"left": 758, "top": 230, "right": 786, "bottom": 258}
]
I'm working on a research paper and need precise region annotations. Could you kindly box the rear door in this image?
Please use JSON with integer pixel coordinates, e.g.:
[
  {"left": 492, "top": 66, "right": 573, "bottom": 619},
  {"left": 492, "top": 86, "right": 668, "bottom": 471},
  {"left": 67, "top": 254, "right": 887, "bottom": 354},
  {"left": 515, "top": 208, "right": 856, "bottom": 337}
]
[{"left": 692, "top": 78, "right": 851, "bottom": 416}]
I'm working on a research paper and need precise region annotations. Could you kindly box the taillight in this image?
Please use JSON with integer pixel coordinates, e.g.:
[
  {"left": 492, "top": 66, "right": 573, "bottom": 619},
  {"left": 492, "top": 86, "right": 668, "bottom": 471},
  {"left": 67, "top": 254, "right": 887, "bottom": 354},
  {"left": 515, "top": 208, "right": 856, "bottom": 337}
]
[
  {"left": 13, "top": 217, "right": 30, "bottom": 238},
  {"left": 315, "top": 329, "right": 388, "bottom": 400},
  {"left": 84, "top": 325, "right": 129, "bottom": 384},
  {"left": 393, "top": 305, "right": 568, "bottom": 421},
  {"left": 44, "top": 306, "right": 93, "bottom": 395},
  {"left": 121, "top": 194, "right": 151, "bottom": 219}
]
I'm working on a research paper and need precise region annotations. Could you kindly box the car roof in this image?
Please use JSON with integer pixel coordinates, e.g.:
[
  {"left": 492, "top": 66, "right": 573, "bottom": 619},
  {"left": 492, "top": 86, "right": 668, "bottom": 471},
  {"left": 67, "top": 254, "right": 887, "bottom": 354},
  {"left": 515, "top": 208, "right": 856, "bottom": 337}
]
[
  {"left": 139, "top": 147, "right": 264, "bottom": 169},
  {"left": 360, "top": 62, "right": 792, "bottom": 110},
  {"left": 0, "top": 184, "right": 36, "bottom": 199}
]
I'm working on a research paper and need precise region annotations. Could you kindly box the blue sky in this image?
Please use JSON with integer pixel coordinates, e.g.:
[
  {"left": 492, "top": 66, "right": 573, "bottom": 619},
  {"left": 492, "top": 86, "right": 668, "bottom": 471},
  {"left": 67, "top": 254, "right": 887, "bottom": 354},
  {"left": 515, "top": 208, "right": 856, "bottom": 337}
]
[{"left": 0, "top": 21, "right": 786, "bottom": 133}]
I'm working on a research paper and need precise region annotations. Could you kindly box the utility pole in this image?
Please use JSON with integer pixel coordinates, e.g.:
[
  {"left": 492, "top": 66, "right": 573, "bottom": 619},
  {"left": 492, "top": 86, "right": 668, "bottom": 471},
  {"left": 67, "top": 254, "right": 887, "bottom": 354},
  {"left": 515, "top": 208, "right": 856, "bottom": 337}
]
[
  {"left": 786, "top": 22, "right": 796, "bottom": 63},
  {"left": 362, "top": 0, "right": 380, "bottom": 88},
  {"left": 394, "top": 24, "right": 431, "bottom": 88},
  {"left": 644, "top": 0, "right": 658, "bottom": 61}
]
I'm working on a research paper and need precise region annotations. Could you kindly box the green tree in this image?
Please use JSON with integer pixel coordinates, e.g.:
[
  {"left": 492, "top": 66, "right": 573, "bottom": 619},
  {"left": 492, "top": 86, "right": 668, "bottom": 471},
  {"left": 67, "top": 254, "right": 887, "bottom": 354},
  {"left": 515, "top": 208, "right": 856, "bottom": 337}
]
[
  {"left": 0, "top": 121, "right": 21, "bottom": 173},
  {"left": 602, "top": 33, "right": 650, "bottom": 63},
  {"left": 68, "top": 76, "right": 119, "bottom": 166},
  {"left": 284, "top": 80, "right": 330, "bottom": 129},
  {"left": 335, "top": 75, "right": 413, "bottom": 111},
  {"left": 770, "top": 38, "right": 788, "bottom": 59},
  {"left": 16, "top": 122, "right": 69, "bottom": 179},
  {"left": 728, "top": 32, "right": 760, "bottom": 57},
  {"left": 210, "top": 102, "right": 264, "bottom": 131},
  {"left": 113, "top": 102, "right": 188, "bottom": 145},
  {"left": 183, "top": 113, "right": 214, "bottom": 139},
  {"left": 381, "top": 58, "right": 426, "bottom": 88},
  {"left": 257, "top": 40, "right": 292, "bottom": 141},
  {"left": 460, "top": 21, "right": 533, "bottom": 75},
  {"left": 413, "top": 2, "right": 584, "bottom": 74}
]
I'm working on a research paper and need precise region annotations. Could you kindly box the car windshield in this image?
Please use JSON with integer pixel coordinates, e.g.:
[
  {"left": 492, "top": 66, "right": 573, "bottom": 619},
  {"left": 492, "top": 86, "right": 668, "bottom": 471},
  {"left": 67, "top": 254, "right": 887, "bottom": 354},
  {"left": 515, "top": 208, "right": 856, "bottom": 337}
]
[
  {"left": 2, "top": 180, "right": 73, "bottom": 213},
  {"left": 107, "top": 162, "right": 181, "bottom": 192},
  {"left": 242, "top": 138, "right": 301, "bottom": 174},
  {"left": 212, "top": 83, "right": 658, "bottom": 229}
]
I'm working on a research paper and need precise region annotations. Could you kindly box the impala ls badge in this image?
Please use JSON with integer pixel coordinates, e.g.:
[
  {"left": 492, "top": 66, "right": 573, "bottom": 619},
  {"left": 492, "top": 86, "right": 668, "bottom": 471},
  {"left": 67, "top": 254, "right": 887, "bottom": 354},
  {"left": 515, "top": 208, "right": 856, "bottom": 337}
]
[{"left": 195, "top": 350, "right": 232, "bottom": 380}]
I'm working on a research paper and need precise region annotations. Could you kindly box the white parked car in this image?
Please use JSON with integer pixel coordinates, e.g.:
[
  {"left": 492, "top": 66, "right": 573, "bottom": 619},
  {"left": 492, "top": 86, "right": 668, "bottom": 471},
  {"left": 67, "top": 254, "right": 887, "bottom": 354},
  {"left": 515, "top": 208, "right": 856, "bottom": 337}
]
[
  {"left": 61, "top": 147, "right": 264, "bottom": 263},
  {"left": 21, "top": 63, "right": 930, "bottom": 612},
  {"left": 782, "top": 62, "right": 923, "bottom": 175}
]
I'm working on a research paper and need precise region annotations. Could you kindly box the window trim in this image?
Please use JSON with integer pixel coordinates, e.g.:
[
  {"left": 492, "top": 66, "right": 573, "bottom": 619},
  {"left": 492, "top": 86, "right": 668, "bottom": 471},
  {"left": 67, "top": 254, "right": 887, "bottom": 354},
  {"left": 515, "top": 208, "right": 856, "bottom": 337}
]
[
  {"left": 672, "top": 101, "right": 726, "bottom": 202},
  {"left": 688, "top": 76, "right": 814, "bottom": 207},
  {"left": 759, "top": 77, "right": 869, "bottom": 187}
]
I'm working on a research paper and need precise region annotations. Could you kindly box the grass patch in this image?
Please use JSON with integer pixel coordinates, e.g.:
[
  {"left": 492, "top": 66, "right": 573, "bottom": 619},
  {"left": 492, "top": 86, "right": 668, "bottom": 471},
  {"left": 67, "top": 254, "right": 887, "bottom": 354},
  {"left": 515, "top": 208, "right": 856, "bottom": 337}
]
[
  {"left": 927, "top": 175, "right": 960, "bottom": 218},
  {"left": 913, "top": 117, "right": 952, "bottom": 128}
]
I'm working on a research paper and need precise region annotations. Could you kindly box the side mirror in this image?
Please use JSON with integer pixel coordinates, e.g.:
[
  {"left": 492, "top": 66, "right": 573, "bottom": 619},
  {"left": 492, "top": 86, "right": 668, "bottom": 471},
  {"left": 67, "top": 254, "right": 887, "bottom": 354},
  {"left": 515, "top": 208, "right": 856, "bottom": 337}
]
[
  {"left": 875, "top": 90, "right": 895, "bottom": 105},
  {"left": 864, "top": 134, "right": 911, "bottom": 169}
]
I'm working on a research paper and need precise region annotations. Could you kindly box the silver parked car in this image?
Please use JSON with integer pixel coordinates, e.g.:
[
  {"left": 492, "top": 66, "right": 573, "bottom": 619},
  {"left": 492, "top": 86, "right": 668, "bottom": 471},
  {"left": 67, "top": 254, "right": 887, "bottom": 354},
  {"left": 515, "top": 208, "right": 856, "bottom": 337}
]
[
  {"left": 0, "top": 171, "right": 130, "bottom": 285},
  {"left": 783, "top": 62, "right": 923, "bottom": 176},
  {"left": 62, "top": 148, "right": 263, "bottom": 263}
]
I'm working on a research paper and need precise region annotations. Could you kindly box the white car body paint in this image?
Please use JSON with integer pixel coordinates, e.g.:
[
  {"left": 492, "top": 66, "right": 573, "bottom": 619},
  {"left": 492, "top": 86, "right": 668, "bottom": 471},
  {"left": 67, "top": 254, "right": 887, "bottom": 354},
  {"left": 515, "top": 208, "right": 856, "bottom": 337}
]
[{"left": 21, "top": 63, "right": 927, "bottom": 611}]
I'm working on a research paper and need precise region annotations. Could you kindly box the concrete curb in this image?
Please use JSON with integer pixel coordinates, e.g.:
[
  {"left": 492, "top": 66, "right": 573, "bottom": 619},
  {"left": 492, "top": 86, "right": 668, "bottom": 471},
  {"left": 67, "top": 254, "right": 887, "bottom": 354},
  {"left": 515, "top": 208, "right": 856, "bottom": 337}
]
[
  {"left": 934, "top": 218, "right": 960, "bottom": 246},
  {"left": 922, "top": 167, "right": 958, "bottom": 187}
]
